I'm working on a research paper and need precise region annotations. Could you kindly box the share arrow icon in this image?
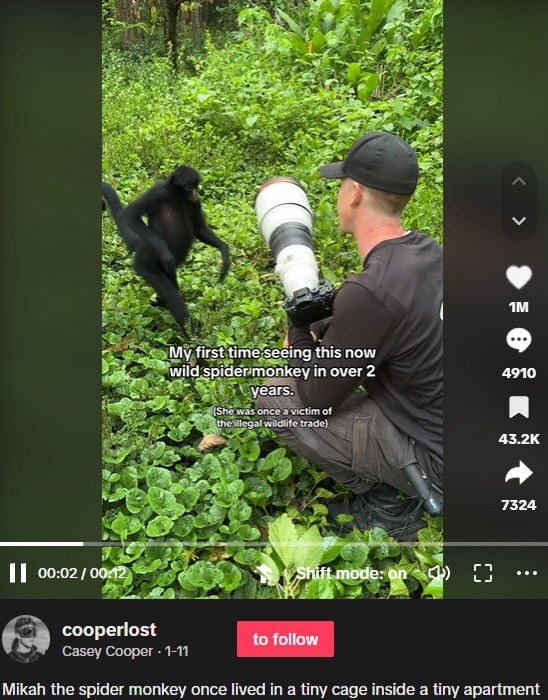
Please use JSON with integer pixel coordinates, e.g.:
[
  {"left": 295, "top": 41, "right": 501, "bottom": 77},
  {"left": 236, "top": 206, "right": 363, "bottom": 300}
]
[{"left": 505, "top": 461, "right": 533, "bottom": 484}]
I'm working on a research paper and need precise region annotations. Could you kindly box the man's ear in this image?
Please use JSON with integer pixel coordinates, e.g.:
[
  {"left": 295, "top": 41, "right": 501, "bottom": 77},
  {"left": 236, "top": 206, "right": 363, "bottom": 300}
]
[{"left": 350, "top": 181, "right": 363, "bottom": 207}]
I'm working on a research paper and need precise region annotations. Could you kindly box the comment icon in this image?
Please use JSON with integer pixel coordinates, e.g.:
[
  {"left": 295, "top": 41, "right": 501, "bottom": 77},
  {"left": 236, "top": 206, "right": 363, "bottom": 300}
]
[{"left": 506, "top": 328, "right": 532, "bottom": 353}]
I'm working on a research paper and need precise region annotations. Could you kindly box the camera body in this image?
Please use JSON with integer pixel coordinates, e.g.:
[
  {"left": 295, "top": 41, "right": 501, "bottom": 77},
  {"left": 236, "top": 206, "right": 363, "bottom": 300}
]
[
  {"left": 255, "top": 178, "right": 335, "bottom": 327},
  {"left": 283, "top": 278, "right": 336, "bottom": 327}
]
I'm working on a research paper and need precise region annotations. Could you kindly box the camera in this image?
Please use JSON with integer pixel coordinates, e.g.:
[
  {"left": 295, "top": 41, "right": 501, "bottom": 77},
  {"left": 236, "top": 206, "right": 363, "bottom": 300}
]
[{"left": 255, "top": 178, "right": 335, "bottom": 327}]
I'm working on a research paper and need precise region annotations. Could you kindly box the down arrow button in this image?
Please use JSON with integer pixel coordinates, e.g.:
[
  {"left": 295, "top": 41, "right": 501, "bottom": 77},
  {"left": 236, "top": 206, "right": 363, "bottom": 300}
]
[{"left": 502, "top": 161, "right": 536, "bottom": 239}]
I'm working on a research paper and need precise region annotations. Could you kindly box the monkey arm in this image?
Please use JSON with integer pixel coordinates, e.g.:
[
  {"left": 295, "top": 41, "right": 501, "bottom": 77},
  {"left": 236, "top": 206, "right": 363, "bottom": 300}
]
[
  {"left": 192, "top": 206, "right": 230, "bottom": 281},
  {"left": 195, "top": 225, "right": 230, "bottom": 281}
]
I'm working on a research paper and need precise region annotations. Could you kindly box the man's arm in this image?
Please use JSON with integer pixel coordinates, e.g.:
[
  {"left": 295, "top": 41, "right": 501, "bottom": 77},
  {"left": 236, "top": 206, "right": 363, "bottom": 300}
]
[{"left": 287, "top": 281, "right": 394, "bottom": 411}]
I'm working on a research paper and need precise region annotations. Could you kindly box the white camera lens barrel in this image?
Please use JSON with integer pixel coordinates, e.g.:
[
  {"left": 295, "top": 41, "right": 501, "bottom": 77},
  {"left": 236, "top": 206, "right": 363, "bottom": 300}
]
[
  {"left": 255, "top": 178, "right": 319, "bottom": 296},
  {"left": 255, "top": 178, "right": 314, "bottom": 245},
  {"left": 275, "top": 243, "right": 319, "bottom": 296}
]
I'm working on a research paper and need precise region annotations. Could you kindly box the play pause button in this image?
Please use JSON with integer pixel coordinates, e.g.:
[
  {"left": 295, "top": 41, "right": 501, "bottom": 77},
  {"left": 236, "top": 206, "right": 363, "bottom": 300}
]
[{"left": 9, "top": 563, "right": 27, "bottom": 583}]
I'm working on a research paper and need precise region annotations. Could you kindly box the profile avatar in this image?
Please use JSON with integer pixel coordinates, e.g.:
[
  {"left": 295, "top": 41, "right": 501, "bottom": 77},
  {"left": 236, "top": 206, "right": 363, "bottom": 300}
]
[{"left": 5, "top": 616, "right": 46, "bottom": 663}]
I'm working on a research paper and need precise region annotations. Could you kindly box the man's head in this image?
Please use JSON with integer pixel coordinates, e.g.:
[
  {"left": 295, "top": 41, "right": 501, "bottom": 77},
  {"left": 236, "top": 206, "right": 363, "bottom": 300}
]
[
  {"left": 320, "top": 131, "right": 419, "bottom": 195},
  {"left": 13, "top": 617, "right": 37, "bottom": 650},
  {"left": 320, "top": 132, "right": 419, "bottom": 220}
]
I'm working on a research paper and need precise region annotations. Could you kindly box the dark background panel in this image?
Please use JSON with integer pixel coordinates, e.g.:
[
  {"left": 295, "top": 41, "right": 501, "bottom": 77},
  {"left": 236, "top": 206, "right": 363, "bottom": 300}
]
[
  {"left": 0, "top": 600, "right": 546, "bottom": 683},
  {"left": 0, "top": 1, "right": 102, "bottom": 596},
  {"left": 444, "top": 0, "right": 548, "bottom": 567}
]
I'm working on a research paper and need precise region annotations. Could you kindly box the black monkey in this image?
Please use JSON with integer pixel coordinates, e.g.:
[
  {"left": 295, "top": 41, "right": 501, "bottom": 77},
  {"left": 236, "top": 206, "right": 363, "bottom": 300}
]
[{"left": 102, "top": 166, "right": 230, "bottom": 337}]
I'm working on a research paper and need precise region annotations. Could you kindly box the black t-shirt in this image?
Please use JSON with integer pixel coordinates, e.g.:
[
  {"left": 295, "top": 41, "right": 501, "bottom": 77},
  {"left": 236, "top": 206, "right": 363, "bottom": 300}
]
[
  {"left": 288, "top": 230, "right": 443, "bottom": 463},
  {"left": 8, "top": 647, "right": 44, "bottom": 663}
]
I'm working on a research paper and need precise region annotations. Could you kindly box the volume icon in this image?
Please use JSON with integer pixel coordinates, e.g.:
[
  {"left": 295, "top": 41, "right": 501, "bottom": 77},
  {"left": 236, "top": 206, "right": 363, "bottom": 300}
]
[{"left": 427, "top": 565, "right": 450, "bottom": 581}]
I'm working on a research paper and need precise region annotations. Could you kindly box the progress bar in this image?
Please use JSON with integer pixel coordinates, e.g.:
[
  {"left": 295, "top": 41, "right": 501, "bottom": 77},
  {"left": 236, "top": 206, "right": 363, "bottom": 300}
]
[
  {"left": 2, "top": 541, "right": 548, "bottom": 548},
  {"left": 1, "top": 542, "right": 85, "bottom": 547}
]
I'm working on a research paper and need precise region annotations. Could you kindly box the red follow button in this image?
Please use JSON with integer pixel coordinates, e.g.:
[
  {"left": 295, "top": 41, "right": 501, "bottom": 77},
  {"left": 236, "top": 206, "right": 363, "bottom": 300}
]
[{"left": 237, "top": 620, "right": 334, "bottom": 657}]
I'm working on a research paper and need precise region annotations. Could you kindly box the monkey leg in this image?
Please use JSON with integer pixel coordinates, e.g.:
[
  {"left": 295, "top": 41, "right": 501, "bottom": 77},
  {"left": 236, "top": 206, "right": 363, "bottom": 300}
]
[
  {"left": 133, "top": 257, "right": 196, "bottom": 337},
  {"left": 151, "top": 264, "right": 178, "bottom": 309}
]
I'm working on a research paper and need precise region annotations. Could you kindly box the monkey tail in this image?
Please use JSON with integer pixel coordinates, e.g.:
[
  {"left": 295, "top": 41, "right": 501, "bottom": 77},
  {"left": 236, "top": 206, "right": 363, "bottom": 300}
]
[
  {"left": 102, "top": 181, "right": 143, "bottom": 252},
  {"left": 102, "top": 182, "right": 124, "bottom": 216}
]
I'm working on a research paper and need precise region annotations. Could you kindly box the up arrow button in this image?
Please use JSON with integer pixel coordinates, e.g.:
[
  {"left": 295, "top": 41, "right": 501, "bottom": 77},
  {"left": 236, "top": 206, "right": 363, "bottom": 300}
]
[{"left": 502, "top": 162, "right": 536, "bottom": 239}]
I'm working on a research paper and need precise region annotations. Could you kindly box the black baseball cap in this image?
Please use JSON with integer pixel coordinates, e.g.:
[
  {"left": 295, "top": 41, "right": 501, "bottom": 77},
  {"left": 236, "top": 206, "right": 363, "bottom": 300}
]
[
  {"left": 15, "top": 617, "right": 37, "bottom": 636},
  {"left": 320, "top": 131, "right": 419, "bottom": 195}
]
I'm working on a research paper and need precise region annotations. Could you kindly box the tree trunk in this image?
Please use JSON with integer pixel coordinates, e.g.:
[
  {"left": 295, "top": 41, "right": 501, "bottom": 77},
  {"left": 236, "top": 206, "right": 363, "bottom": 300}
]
[
  {"left": 118, "top": 0, "right": 141, "bottom": 47},
  {"left": 191, "top": 3, "right": 202, "bottom": 46},
  {"left": 163, "top": 0, "right": 181, "bottom": 70}
]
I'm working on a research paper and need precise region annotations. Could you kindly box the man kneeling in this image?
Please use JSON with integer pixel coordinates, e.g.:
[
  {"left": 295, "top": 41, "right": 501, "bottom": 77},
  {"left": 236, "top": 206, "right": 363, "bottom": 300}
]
[{"left": 255, "top": 132, "right": 443, "bottom": 541}]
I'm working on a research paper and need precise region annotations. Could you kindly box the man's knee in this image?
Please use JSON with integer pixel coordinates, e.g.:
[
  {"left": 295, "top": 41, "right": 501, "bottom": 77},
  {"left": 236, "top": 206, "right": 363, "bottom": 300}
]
[
  {"left": 253, "top": 377, "right": 299, "bottom": 414},
  {"left": 254, "top": 389, "right": 271, "bottom": 413}
]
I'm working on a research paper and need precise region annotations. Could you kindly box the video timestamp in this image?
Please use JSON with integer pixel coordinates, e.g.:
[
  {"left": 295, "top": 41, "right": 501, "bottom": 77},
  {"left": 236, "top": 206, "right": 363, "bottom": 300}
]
[{"left": 38, "top": 566, "right": 128, "bottom": 580}]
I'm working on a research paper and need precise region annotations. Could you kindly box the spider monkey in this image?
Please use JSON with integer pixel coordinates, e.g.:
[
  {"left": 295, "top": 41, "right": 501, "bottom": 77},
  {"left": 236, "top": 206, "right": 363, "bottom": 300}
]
[{"left": 102, "top": 166, "right": 230, "bottom": 337}]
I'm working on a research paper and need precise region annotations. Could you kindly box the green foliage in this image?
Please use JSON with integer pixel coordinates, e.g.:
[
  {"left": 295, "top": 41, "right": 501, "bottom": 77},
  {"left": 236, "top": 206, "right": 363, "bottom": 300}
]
[
  {"left": 102, "top": 0, "right": 443, "bottom": 600},
  {"left": 226, "top": 512, "right": 442, "bottom": 600}
]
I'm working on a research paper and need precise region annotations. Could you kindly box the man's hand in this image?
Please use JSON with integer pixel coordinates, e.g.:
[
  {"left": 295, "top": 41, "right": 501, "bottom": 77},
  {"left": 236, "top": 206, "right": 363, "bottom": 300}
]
[{"left": 283, "top": 330, "right": 318, "bottom": 349}]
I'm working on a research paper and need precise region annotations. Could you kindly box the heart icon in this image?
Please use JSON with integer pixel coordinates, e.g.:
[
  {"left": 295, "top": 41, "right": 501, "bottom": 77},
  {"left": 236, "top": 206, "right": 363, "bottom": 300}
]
[{"left": 506, "top": 265, "right": 532, "bottom": 290}]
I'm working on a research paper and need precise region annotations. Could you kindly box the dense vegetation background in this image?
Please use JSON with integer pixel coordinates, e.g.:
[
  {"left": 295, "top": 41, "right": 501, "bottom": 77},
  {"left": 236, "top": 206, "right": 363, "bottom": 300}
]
[{"left": 102, "top": 0, "right": 443, "bottom": 600}]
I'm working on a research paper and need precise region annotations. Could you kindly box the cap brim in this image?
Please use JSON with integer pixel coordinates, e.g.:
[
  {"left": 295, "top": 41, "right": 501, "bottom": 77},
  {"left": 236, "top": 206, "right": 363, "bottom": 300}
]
[{"left": 319, "top": 161, "right": 346, "bottom": 179}]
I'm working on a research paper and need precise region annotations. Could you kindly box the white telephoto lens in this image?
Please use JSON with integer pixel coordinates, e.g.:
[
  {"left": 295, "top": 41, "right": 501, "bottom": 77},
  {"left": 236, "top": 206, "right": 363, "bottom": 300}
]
[
  {"left": 255, "top": 178, "right": 313, "bottom": 244},
  {"left": 275, "top": 245, "right": 319, "bottom": 296}
]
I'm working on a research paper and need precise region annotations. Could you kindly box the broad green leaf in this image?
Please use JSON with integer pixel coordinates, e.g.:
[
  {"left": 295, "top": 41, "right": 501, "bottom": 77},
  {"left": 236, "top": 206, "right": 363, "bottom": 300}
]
[
  {"left": 133, "top": 557, "right": 163, "bottom": 574},
  {"left": 126, "top": 488, "right": 148, "bottom": 513},
  {"left": 237, "top": 525, "right": 261, "bottom": 541},
  {"left": 212, "top": 479, "right": 245, "bottom": 508},
  {"left": 271, "top": 458, "right": 292, "bottom": 482},
  {"left": 368, "top": 0, "right": 397, "bottom": 34},
  {"left": 268, "top": 513, "right": 297, "bottom": 567},
  {"left": 277, "top": 8, "right": 303, "bottom": 37},
  {"left": 310, "top": 30, "right": 326, "bottom": 53},
  {"left": 320, "top": 13, "right": 335, "bottom": 35},
  {"left": 305, "top": 578, "right": 334, "bottom": 599},
  {"left": 389, "top": 573, "right": 409, "bottom": 597},
  {"left": 148, "top": 396, "right": 167, "bottom": 411},
  {"left": 294, "top": 525, "right": 323, "bottom": 570},
  {"left": 263, "top": 447, "right": 286, "bottom": 468},
  {"left": 346, "top": 62, "right": 361, "bottom": 86},
  {"left": 180, "top": 486, "right": 200, "bottom": 510},
  {"left": 103, "top": 447, "right": 132, "bottom": 465},
  {"left": 217, "top": 561, "right": 242, "bottom": 592},
  {"left": 146, "top": 516, "right": 174, "bottom": 537},
  {"left": 234, "top": 548, "right": 261, "bottom": 566},
  {"left": 341, "top": 543, "right": 370, "bottom": 568},
  {"left": 146, "top": 466, "right": 172, "bottom": 489},
  {"left": 110, "top": 514, "right": 130, "bottom": 538},
  {"left": 320, "top": 536, "right": 345, "bottom": 564},
  {"left": 228, "top": 501, "right": 252, "bottom": 523},
  {"left": 148, "top": 486, "right": 177, "bottom": 516},
  {"left": 238, "top": 440, "right": 260, "bottom": 461},
  {"left": 258, "top": 553, "right": 280, "bottom": 586},
  {"left": 185, "top": 560, "right": 224, "bottom": 591},
  {"left": 422, "top": 576, "right": 443, "bottom": 597},
  {"left": 286, "top": 35, "right": 308, "bottom": 55}
]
